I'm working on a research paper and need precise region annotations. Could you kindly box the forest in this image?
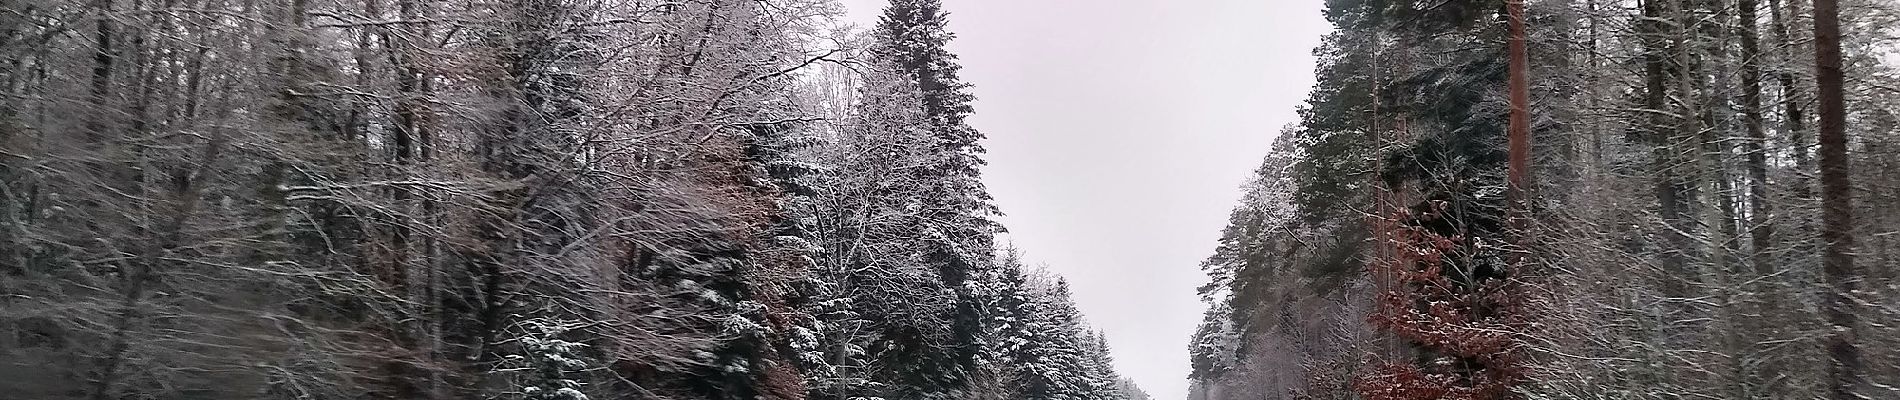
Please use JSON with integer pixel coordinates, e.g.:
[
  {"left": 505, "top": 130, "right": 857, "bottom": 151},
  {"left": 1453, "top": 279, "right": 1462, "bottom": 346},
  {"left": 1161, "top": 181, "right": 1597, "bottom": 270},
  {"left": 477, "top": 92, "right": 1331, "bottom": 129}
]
[
  {"left": 1188, "top": 0, "right": 1898, "bottom": 399},
  {"left": 0, "top": 0, "right": 1154, "bottom": 398},
  {"left": 3, "top": 0, "right": 1898, "bottom": 398}
]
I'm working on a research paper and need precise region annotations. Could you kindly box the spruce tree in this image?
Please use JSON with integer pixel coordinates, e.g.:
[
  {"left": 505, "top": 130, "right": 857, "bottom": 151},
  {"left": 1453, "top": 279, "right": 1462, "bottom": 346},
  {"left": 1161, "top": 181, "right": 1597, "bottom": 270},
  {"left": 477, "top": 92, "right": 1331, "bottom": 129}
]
[
  {"left": 1812, "top": 0, "right": 1863, "bottom": 396},
  {"left": 868, "top": 0, "right": 1001, "bottom": 396}
]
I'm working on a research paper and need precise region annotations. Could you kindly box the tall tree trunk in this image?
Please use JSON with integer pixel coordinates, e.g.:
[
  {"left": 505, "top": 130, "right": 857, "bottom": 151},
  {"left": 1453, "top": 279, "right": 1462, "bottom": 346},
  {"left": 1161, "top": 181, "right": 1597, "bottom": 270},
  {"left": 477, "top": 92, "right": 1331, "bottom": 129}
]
[
  {"left": 1366, "top": 28, "right": 1406, "bottom": 361},
  {"left": 87, "top": 0, "right": 116, "bottom": 142},
  {"left": 1740, "top": 0, "right": 1774, "bottom": 278},
  {"left": 1775, "top": 0, "right": 1812, "bottom": 195},
  {"left": 1506, "top": 0, "right": 1531, "bottom": 269},
  {"left": 1640, "top": 0, "right": 1695, "bottom": 328},
  {"left": 1735, "top": 0, "right": 1786, "bottom": 396},
  {"left": 1811, "top": 0, "right": 1861, "bottom": 397},
  {"left": 377, "top": 0, "right": 437, "bottom": 394}
]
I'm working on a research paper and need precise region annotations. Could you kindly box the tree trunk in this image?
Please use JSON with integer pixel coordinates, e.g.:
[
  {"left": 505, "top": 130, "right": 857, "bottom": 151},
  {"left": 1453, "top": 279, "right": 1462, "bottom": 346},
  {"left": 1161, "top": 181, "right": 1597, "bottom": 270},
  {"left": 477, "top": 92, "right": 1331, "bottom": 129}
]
[
  {"left": 1640, "top": 0, "right": 1695, "bottom": 323},
  {"left": 1741, "top": 0, "right": 1773, "bottom": 279},
  {"left": 1775, "top": 0, "right": 1812, "bottom": 197},
  {"left": 1811, "top": 0, "right": 1862, "bottom": 397},
  {"left": 87, "top": 0, "right": 116, "bottom": 144},
  {"left": 1506, "top": 0, "right": 1531, "bottom": 270},
  {"left": 1736, "top": 0, "right": 1786, "bottom": 396}
]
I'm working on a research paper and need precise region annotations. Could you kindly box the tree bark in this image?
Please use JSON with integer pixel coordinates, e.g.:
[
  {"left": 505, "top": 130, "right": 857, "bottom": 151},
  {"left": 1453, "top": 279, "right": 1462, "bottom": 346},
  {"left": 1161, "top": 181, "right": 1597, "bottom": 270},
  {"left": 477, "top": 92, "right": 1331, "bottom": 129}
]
[
  {"left": 1735, "top": 0, "right": 1788, "bottom": 396},
  {"left": 1506, "top": 0, "right": 1531, "bottom": 271},
  {"left": 1811, "top": 0, "right": 1862, "bottom": 397},
  {"left": 1741, "top": 0, "right": 1774, "bottom": 278},
  {"left": 1639, "top": 0, "right": 1696, "bottom": 324}
]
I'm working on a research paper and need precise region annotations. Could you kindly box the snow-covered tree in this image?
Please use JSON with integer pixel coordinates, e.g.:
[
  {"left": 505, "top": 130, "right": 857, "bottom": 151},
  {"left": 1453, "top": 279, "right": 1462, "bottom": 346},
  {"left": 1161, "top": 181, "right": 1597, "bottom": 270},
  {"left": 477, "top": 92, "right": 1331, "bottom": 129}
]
[
  {"left": 869, "top": 1, "right": 1002, "bottom": 394},
  {"left": 506, "top": 320, "right": 593, "bottom": 400}
]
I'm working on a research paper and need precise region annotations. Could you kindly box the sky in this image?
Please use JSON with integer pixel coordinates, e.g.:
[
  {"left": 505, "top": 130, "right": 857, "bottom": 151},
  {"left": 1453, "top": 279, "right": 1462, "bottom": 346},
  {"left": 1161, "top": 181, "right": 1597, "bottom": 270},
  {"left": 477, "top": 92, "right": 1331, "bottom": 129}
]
[{"left": 837, "top": 1, "right": 1332, "bottom": 398}]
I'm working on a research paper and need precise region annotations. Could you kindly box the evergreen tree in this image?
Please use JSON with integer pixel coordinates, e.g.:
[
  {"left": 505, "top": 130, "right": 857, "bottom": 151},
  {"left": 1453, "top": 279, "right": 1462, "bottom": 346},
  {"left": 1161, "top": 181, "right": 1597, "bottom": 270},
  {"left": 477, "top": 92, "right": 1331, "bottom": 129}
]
[
  {"left": 971, "top": 248, "right": 1035, "bottom": 392},
  {"left": 1012, "top": 274, "right": 1095, "bottom": 400},
  {"left": 854, "top": 0, "right": 1001, "bottom": 396},
  {"left": 1811, "top": 0, "right": 1863, "bottom": 397},
  {"left": 1116, "top": 378, "right": 1153, "bottom": 400},
  {"left": 507, "top": 320, "right": 593, "bottom": 400},
  {"left": 1078, "top": 331, "right": 1125, "bottom": 400},
  {"left": 1186, "top": 0, "right": 1900, "bottom": 399}
]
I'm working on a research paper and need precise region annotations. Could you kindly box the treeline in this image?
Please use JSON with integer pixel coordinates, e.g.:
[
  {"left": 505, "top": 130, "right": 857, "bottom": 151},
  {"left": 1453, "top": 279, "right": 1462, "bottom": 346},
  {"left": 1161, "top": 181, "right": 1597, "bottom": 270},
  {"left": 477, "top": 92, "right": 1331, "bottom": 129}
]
[
  {"left": 1190, "top": 0, "right": 1898, "bottom": 399},
  {"left": 0, "top": 0, "right": 1145, "bottom": 398}
]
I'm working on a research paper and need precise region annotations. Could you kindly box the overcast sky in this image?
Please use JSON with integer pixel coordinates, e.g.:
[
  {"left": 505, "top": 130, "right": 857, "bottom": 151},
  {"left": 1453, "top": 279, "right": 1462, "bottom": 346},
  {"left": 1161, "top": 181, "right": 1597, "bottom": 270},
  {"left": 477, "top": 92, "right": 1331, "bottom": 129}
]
[{"left": 837, "top": 1, "right": 1331, "bottom": 398}]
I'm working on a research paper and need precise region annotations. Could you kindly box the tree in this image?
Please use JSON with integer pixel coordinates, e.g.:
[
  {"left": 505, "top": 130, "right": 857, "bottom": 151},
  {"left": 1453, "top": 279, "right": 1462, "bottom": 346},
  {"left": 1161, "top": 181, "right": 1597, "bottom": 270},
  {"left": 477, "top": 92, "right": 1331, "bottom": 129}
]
[
  {"left": 1012, "top": 272, "right": 1095, "bottom": 400},
  {"left": 1811, "top": 0, "right": 1863, "bottom": 397},
  {"left": 1506, "top": 0, "right": 1531, "bottom": 264},
  {"left": 805, "top": 1, "right": 1003, "bottom": 397},
  {"left": 1117, "top": 378, "right": 1154, "bottom": 400},
  {"left": 0, "top": 0, "right": 853, "bottom": 398},
  {"left": 508, "top": 320, "right": 593, "bottom": 400},
  {"left": 1185, "top": 1, "right": 1900, "bottom": 398}
]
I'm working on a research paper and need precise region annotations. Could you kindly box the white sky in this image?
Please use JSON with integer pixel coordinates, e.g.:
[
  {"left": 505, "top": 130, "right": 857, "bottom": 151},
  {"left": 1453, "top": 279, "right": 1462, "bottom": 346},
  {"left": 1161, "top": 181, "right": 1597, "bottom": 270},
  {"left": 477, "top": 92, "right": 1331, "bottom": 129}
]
[{"left": 836, "top": 1, "right": 1330, "bottom": 398}]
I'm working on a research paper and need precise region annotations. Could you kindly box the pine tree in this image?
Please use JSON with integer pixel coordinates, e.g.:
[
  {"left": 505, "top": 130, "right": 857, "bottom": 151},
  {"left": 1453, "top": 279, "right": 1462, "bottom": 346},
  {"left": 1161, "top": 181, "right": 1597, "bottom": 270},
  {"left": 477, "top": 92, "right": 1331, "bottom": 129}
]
[
  {"left": 1116, "top": 378, "right": 1153, "bottom": 400},
  {"left": 1812, "top": 0, "right": 1862, "bottom": 397},
  {"left": 971, "top": 248, "right": 1033, "bottom": 391},
  {"left": 1012, "top": 274, "right": 1096, "bottom": 400},
  {"left": 1078, "top": 331, "right": 1125, "bottom": 399},
  {"left": 1187, "top": 302, "right": 1241, "bottom": 383},
  {"left": 861, "top": 0, "right": 1001, "bottom": 396},
  {"left": 507, "top": 320, "right": 593, "bottom": 400}
]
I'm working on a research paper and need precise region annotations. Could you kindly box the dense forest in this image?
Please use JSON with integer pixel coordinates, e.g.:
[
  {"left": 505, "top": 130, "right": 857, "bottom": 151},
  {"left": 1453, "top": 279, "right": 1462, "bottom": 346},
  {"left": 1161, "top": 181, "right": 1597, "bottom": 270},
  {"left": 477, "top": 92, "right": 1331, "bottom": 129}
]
[
  {"left": 6, "top": 0, "right": 1899, "bottom": 397},
  {"left": 1188, "top": 0, "right": 1897, "bottom": 399},
  {"left": 0, "top": 0, "right": 1153, "bottom": 398}
]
